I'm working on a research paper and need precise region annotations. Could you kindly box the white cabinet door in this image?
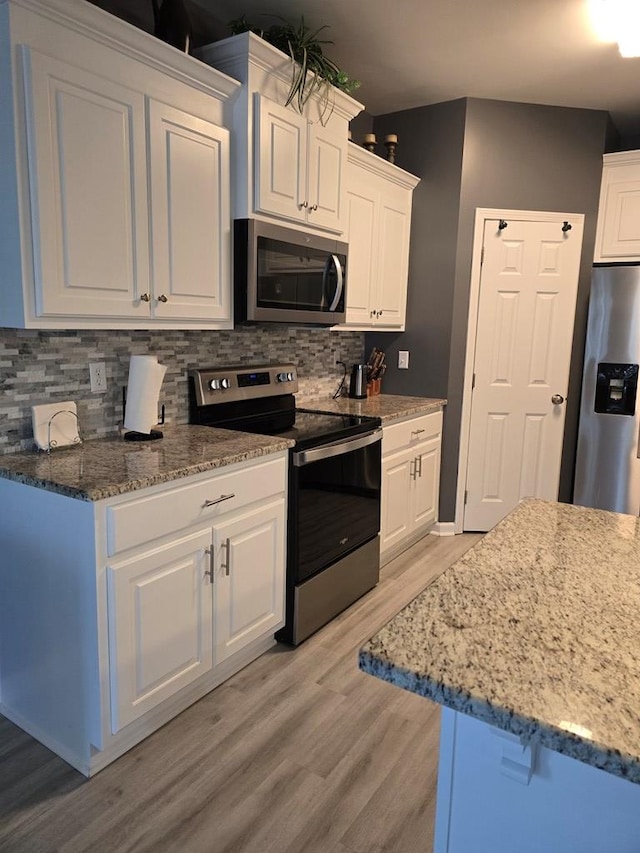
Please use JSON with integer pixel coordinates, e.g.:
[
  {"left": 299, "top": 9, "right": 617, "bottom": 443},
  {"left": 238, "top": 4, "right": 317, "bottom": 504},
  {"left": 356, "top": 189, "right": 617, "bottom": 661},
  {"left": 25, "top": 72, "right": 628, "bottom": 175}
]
[
  {"left": 307, "top": 123, "right": 346, "bottom": 232},
  {"left": 376, "top": 190, "right": 411, "bottom": 328},
  {"left": 213, "top": 499, "right": 285, "bottom": 665},
  {"left": 107, "top": 528, "right": 213, "bottom": 732},
  {"left": 254, "top": 95, "right": 307, "bottom": 223},
  {"left": 341, "top": 148, "right": 417, "bottom": 330},
  {"left": 148, "top": 100, "right": 231, "bottom": 322},
  {"left": 22, "top": 47, "right": 150, "bottom": 319},
  {"left": 254, "top": 95, "right": 345, "bottom": 234},
  {"left": 344, "top": 172, "right": 378, "bottom": 326},
  {"left": 380, "top": 451, "right": 413, "bottom": 556},
  {"left": 412, "top": 437, "right": 441, "bottom": 530},
  {"left": 596, "top": 167, "right": 640, "bottom": 260}
]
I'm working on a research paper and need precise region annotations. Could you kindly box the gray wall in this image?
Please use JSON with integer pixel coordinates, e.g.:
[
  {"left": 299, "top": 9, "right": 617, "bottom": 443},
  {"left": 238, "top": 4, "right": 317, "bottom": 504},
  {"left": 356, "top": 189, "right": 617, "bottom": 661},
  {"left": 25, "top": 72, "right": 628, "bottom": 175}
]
[{"left": 371, "top": 98, "right": 609, "bottom": 524}]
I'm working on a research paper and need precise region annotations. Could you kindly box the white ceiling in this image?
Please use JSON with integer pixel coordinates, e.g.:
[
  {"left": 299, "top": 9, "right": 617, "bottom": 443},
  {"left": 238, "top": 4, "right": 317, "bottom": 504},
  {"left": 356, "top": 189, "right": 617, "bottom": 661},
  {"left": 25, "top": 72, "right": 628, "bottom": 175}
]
[{"left": 191, "top": 0, "right": 640, "bottom": 137}]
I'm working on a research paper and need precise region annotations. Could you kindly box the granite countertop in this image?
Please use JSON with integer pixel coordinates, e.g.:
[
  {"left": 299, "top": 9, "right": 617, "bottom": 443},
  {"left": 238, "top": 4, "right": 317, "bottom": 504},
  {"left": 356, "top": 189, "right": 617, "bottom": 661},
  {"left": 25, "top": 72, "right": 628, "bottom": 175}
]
[
  {"left": 359, "top": 499, "right": 640, "bottom": 783},
  {"left": 299, "top": 393, "right": 446, "bottom": 422},
  {"left": 0, "top": 425, "right": 293, "bottom": 501}
]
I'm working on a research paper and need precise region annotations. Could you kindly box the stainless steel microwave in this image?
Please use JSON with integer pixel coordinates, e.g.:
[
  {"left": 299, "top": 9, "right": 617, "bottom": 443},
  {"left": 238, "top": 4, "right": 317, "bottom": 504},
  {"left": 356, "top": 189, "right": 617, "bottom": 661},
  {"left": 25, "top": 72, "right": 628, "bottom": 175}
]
[{"left": 234, "top": 219, "right": 348, "bottom": 325}]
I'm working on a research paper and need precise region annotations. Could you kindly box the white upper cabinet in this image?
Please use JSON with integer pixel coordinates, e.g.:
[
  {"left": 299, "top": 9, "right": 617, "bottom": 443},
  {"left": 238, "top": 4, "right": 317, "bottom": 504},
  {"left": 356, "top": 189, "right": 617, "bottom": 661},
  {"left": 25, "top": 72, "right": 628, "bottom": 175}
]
[
  {"left": 254, "top": 95, "right": 347, "bottom": 231},
  {"left": 196, "top": 31, "right": 362, "bottom": 236},
  {"left": 23, "top": 47, "right": 151, "bottom": 320},
  {"left": 147, "top": 101, "right": 231, "bottom": 322},
  {"left": 0, "top": 0, "right": 238, "bottom": 329},
  {"left": 338, "top": 144, "right": 419, "bottom": 330},
  {"left": 594, "top": 150, "right": 640, "bottom": 262}
]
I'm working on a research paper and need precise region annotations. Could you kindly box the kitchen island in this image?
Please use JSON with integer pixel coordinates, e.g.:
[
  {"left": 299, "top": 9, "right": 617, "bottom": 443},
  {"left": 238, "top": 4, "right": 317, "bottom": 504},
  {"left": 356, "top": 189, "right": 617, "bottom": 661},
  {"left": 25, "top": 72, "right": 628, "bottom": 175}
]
[{"left": 360, "top": 499, "right": 640, "bottom": 852}]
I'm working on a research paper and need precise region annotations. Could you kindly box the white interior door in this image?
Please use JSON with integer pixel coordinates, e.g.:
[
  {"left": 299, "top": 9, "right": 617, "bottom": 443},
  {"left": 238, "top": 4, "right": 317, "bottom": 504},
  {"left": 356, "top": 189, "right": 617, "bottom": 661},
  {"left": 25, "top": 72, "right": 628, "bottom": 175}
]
[{"left": 464, "top": 216, "right": 583, "bottom": 531}]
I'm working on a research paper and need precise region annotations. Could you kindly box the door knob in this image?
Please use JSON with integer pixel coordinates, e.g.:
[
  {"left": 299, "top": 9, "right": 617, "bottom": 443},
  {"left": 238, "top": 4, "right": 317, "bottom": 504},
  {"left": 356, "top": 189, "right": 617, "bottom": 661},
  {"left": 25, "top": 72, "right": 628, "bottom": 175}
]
[{"left": 551, "top": 394, "right": 565, "bottom": 405}]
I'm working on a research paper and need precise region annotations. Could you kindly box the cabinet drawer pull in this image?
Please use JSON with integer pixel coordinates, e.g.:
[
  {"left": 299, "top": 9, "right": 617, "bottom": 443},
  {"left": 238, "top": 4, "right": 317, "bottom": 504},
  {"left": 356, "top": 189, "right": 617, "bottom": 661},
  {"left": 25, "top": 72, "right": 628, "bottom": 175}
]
[
  {"left": 203, "top": 493, "right": 235, "bottom": 508},
  {"left": 204, "top": 547, "right": 214, "bottom": 583},
  {"left": 411, "top": 428, "right": 426, "bottom": 438},
  {"left": 221, "top": 538, "right": 231, "bottom": 576}
]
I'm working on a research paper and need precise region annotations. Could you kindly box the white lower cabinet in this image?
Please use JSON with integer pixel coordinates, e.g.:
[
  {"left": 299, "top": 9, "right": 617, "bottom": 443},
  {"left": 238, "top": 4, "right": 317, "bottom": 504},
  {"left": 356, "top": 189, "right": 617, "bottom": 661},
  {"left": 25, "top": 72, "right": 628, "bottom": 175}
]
[
  {"left": 213, "top": 500, "right": 285, "bottom": 665},
  {"left": 0, "top": 453, "right": 287, "bottom": 775},
  {"left": 107, "top": 528, "right": 214, "bottom": 733},
  {"left": 380, "top": 410, "right": 443, "bottom": 564}
]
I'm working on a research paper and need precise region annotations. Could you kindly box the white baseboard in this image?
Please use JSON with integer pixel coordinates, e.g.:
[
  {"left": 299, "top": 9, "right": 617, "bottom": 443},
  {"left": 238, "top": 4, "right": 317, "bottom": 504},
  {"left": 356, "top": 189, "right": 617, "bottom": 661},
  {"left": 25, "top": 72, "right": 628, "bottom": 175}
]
[{"left": 431, "top": 522, "right": 456, "bottom": 537}]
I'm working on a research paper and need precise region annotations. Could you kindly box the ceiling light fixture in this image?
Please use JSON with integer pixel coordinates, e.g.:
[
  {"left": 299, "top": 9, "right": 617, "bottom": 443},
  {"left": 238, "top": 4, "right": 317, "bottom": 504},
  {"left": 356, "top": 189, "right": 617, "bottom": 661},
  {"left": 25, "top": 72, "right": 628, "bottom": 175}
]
[{"left": 587, "top": 0, "right": 640, "bottom": 57}]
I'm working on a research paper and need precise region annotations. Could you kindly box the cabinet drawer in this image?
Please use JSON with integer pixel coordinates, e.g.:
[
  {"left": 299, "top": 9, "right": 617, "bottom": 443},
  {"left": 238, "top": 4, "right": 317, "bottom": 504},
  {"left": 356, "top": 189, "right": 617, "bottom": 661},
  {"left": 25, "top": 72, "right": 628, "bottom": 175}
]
[
  {"left": 383, "top": 410, "right": 443, "bottom": 456},
  {"left": 107, "top": 456, "right": 287, "bottom": 556}
]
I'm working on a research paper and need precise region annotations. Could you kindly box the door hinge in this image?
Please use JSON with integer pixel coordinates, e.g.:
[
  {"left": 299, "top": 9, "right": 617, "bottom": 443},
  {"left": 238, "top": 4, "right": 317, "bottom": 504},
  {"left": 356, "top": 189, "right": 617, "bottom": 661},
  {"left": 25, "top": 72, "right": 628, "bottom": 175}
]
[
  {"left": 472, "top": 373, "right": 476, "bottom": 390},
  {"left": 464, "top": 490, "right": 468, "bottom": 505},
  {"left": 480, "top": 245, "right": 484, "bottom": 265}
]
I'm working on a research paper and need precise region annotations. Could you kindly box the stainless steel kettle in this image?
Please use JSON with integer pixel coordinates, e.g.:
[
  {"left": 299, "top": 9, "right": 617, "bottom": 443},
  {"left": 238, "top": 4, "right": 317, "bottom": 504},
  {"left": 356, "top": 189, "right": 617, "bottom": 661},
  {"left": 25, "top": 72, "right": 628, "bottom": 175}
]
[{"left": 349, "top": 363, "right": 368, "bottom": 399}]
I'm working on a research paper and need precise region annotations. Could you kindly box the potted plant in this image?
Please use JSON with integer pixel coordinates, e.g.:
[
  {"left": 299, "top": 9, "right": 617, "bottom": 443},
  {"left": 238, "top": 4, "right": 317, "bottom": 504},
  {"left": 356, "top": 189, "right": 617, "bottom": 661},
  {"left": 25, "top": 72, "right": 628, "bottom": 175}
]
[{"left": 229, "top": 15, "right": 360, "bottom": 118}]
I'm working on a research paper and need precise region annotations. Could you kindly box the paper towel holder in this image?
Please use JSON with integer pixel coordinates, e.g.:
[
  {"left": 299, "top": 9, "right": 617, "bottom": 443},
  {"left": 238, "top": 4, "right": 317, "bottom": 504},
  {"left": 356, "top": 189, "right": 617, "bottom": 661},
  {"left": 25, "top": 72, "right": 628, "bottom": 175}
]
[{"left": 122, "top": 387, "right": 165, "bottom": 441}]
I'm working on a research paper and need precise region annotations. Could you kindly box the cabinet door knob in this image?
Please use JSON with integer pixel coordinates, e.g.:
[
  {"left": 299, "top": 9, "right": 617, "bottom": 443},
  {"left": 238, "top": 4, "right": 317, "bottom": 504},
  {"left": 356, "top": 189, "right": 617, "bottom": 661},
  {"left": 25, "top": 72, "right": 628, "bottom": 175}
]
[
  {"left": 309, "top": 203, "right": 318, "bottom": 212},
  {"left": 203, "top": 493, "right": 235, "bottom": 508},
  {"left": 370, "top": 310, "right": 376, "bottom": 317},
  {"left": 140, "top": 292, "right": 151, "bottom": 302},
  {"left": 157, "top": 294, "right": 168, "bottom": 303},
  {"left": 299, "top": 200, "right": 308, "bottom": 209}
]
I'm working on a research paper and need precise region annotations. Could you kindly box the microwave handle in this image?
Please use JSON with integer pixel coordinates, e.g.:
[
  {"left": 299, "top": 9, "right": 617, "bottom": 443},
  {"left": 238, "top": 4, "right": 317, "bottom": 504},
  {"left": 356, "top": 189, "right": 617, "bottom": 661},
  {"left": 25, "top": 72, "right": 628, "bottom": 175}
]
[{"left": 325, "top": 254, "right": 344, "bottom": 312}]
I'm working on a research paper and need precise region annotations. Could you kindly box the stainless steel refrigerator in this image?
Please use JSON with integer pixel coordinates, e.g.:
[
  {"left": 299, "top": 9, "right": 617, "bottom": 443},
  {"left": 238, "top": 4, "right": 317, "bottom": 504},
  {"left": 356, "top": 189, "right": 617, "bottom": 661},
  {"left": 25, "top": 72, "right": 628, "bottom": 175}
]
[{"left": 574, "top": 263, "right": 640, "bottom": 514}]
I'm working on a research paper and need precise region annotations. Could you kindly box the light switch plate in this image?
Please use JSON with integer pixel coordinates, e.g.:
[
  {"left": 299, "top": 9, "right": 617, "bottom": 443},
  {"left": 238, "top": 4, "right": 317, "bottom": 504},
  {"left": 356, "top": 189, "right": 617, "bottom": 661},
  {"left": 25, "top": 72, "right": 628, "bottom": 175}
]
[{"left": 398, "top": 350, "right": 410, "bottom": 369}]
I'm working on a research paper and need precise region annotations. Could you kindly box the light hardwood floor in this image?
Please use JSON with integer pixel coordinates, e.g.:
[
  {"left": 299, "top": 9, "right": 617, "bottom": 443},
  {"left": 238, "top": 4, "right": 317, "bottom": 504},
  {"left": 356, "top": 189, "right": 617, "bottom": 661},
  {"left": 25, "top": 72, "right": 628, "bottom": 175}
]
[{"left": 0, "top": 532, "right": 481, "bottom": 853}]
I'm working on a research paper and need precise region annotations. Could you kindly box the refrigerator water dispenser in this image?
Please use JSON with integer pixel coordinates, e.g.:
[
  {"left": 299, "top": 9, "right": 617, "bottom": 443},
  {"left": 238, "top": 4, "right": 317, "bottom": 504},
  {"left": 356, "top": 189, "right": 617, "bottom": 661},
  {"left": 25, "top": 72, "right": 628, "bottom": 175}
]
[{"left": 594, "top": 363, "right": 639, "bottom": 415}]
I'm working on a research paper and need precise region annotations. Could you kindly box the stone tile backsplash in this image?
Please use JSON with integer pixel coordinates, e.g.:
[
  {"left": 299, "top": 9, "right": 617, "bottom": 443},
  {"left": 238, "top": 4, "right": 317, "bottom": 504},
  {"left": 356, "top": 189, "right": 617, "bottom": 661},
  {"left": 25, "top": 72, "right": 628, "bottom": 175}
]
[{"left": 0, "top": 327, "right": 364, "bottom": 453}]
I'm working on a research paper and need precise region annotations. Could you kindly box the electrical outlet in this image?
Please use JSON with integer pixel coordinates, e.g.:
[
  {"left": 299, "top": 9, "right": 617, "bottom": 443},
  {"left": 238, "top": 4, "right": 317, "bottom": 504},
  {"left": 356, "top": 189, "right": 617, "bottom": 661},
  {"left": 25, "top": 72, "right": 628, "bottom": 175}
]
[
  {"left": 89, "top": 362, "right": 107, "bottom": 393},
  {"left": 398, "top": 350, "right": 410, "bottom": 369}
]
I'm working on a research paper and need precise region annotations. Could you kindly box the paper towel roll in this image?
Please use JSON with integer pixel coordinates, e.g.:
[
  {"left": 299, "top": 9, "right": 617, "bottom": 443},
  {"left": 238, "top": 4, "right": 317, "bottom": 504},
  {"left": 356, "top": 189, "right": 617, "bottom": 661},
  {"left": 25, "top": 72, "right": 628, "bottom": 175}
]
[{"left": 124, "top": 355, "right": 167, "bottom": 434}]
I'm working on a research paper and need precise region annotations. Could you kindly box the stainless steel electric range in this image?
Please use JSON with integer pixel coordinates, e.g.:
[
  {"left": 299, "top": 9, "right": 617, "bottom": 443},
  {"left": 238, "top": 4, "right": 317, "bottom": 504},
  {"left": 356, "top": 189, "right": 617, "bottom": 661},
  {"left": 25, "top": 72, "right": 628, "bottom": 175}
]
[{"left": 189, "top": 363, "right": 382, "bottom": 645}]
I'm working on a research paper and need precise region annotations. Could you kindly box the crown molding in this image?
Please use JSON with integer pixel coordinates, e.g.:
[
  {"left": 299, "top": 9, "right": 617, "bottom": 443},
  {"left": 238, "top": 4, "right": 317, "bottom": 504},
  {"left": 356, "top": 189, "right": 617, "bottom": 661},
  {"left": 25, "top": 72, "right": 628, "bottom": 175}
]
[{"left": 347, "top": 141, "right": 420, "bottom": 189}]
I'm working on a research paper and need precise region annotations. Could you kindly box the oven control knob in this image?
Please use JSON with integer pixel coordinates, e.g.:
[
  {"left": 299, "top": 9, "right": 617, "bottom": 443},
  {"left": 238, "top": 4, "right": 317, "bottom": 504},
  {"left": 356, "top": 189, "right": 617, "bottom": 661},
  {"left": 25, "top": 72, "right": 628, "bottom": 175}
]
[
  {"left": 277, "top": 372, "right": 287, "bottom": 382},
  {"left": 287, "top": 371, "right": 294, "bottom": 381},
  {"left": 220, "top": 378, "right": 230, "bottom": 389},
  {"left": 209, "top": 379, "right": 221, "bottom": 391}
]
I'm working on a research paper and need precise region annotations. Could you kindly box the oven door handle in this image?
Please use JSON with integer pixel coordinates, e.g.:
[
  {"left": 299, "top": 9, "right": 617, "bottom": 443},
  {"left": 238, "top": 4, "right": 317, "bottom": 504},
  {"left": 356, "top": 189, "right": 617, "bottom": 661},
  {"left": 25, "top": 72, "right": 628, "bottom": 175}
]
[{"left": 292, "top": 428, "right": 382, "bottom": 467}]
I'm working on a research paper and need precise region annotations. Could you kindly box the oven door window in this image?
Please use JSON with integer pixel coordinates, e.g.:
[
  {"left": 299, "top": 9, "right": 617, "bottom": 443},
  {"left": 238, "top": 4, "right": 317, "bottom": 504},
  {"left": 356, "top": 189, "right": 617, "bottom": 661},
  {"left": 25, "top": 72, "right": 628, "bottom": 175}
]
[
  {"left": 292, "top": 437, "right": 381, "bottom": 583},
  {"left": 256, "top": 237, "right": 345, "bottom": 313}
]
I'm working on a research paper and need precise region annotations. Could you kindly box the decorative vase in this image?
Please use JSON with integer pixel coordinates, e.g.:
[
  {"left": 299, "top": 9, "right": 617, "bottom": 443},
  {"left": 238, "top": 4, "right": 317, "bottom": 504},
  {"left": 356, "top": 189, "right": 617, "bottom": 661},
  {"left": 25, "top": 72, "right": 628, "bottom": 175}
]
[{"left": 151, "top": 0, "right": 191, "bottom": 53}]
